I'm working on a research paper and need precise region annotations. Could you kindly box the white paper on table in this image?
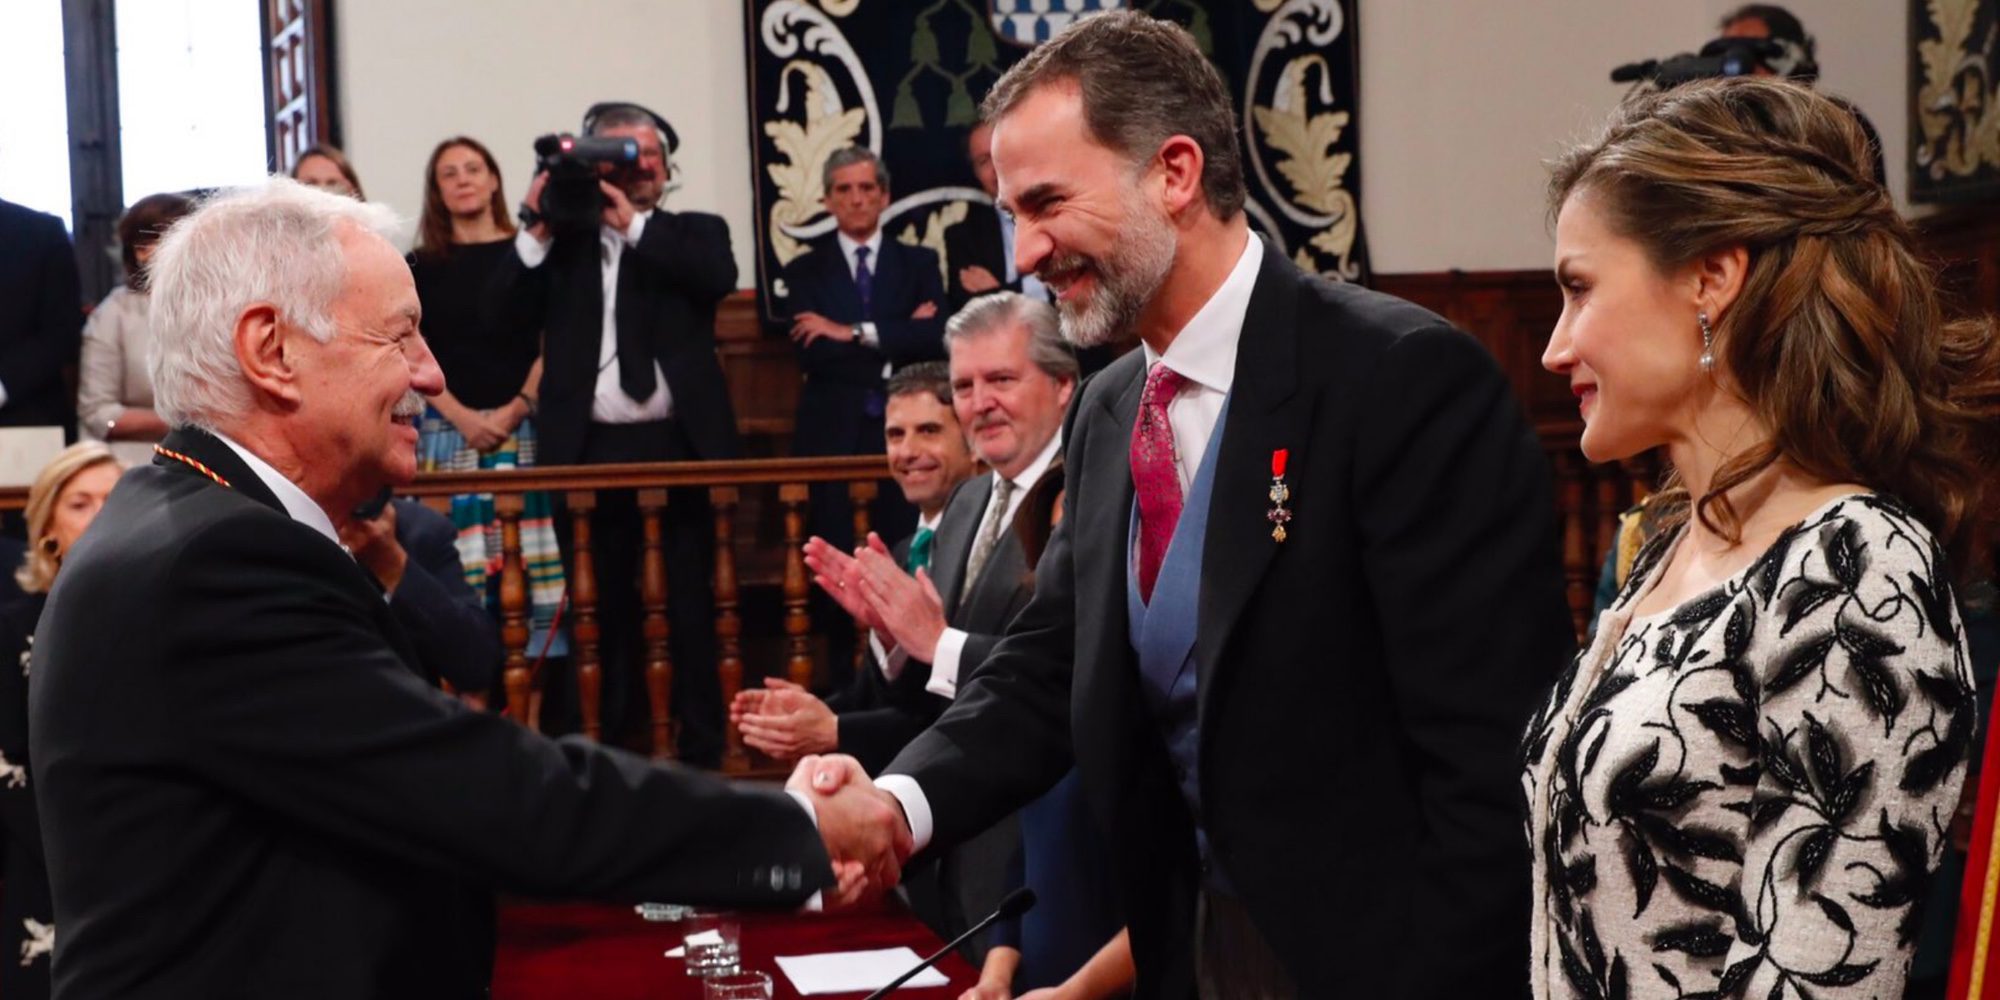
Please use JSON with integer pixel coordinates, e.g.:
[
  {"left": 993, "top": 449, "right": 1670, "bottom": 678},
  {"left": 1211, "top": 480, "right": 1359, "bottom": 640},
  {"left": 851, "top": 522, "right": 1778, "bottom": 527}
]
[
  {"left": 663, "top": 946, "right": 685, "bottom": 958},
  {"left": 774, "top": 948, "right": 949, "bottom": 994}
]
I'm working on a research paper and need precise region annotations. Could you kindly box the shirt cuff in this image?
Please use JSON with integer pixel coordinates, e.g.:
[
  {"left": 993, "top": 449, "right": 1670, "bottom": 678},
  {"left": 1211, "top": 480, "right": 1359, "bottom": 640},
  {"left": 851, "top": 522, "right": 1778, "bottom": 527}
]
[
  {"left": 785, "top": 789, "right": 826, "bottom": 913},
  {"left": 924, "top": 628, "right": 970, "bottom": 700},
  {"left": 870, "top": 630, "right": 907, "bottom": 682},
  {"left": 874, "top": 775, "right": 933, "bottom": 853},
  {"left": 514, "top": 228, "right": 551, "bottom": 268},
  {"left": 622, "top": 213, "right": 647, "bottom": 245},
  {"left": 856, "top": 322, "right": 880, "bottom": 349}
]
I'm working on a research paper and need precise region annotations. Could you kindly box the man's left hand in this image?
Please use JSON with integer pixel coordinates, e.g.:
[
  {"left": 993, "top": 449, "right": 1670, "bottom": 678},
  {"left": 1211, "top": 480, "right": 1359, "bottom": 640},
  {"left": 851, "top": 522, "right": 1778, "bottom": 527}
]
[
  {"left": 912, "top": 301, "right": 939, "bottom": 320},
  {"left": 854, "top": 545, "right": 948, "bottom": 662},
  {"left": 598, "top": 180, "right": 636, "bottom": 233},
  {"left": 340, "top": 504, "right": 407, "bottom": 595},
  {"left": 791, "top": 312, "right": 856, "bottom": 347}
]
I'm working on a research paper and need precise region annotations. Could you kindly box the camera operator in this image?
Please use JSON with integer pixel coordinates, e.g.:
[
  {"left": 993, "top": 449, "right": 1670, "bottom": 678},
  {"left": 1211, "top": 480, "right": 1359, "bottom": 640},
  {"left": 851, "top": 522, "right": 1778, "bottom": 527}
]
[
  {"left": 1610, "top": 5, "right": 1884, "bottom": 185},
  {"left": 513, "top": 102, "right": 737, "bottom": 764}
]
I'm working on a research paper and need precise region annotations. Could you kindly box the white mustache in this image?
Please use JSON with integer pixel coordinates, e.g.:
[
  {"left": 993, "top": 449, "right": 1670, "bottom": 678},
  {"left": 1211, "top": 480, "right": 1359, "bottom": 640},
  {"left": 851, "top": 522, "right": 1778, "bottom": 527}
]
[{"left": 392, "top": 392, "right": 426, "bottom": 419}]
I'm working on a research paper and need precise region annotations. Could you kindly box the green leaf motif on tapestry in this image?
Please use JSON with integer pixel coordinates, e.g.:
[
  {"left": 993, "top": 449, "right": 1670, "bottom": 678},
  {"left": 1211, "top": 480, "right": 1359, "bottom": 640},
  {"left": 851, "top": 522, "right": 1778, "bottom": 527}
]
[
  {"left": 911, "top": 21, "right": 941, "bottom": 66},
  {"left": 966, "top": 18, "right": 996, "bottom": 66},
  {"left": 892, "top": 83, "right": 924, "bottom": 130},
  {"left": 946, "top": 81, "right": 977, "bottom": 127}
]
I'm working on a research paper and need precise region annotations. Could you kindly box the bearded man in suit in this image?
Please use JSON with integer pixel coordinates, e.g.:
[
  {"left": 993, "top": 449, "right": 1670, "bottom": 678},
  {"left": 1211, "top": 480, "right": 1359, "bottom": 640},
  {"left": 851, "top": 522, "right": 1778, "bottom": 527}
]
[{"left": 806, "top": 12, "right": 1575, "bottom": 998}]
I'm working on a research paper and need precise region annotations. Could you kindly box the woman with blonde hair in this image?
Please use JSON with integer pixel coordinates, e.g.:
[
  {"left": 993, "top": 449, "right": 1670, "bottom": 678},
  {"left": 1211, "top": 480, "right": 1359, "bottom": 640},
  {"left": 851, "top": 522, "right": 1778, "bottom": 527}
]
[
  {"left": 1522, "top": 76, "right": 2000, "bottom": 998},
  {"left": 0, "top": 442, "right": 121, "bottom": 999}
]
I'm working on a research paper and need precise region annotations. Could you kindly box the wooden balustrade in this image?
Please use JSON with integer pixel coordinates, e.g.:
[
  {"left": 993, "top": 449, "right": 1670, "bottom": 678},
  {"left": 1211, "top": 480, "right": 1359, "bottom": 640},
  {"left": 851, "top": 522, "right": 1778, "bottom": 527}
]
[{"left": 2, "top": 444, "right": 1650, "bottom": 766}]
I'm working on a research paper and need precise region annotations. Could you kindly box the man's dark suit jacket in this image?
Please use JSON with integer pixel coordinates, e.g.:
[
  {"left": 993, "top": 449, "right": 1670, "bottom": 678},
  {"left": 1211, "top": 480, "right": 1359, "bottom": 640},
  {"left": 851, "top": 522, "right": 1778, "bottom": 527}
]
[
  {"left": 942, "top": 205, "right": 1016, "bottom": 316},
  {"left": 30, "top": 429, "right": 830, "bottom": 999},
  {"left": 886, "top": 241, "right": 1576, "bottom": 998},
  {"left": 526, "top": 212, "right": 742, "bottom": 464},
  {"left": 0, "top": 199, "right": 81, "bottom": 435},
  {"left": 777, "top": 235, "right": 944, "bottom": 458},
  {"left": 385, "top": 498, "right": 502, "bottom": 694},
  {"left": 829, "top": 475, "right": 1033, "bottom": 774}
]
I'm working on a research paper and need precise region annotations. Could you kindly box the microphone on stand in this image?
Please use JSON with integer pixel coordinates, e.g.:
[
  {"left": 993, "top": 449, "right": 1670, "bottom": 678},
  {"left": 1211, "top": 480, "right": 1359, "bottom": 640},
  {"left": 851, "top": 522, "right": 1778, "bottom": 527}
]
[{"left": 863, "top": 888, "right": 1037, "bottom": 999}]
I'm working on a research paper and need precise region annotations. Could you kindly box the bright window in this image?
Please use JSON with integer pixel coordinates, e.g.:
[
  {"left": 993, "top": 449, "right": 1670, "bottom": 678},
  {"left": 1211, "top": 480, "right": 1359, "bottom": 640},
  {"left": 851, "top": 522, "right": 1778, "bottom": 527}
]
[
  {"left": 116, "top": 0, "right": 269, "bottom": 199},
  {"left": 0, "top": 1, "right": 75, "bottom": 228}
]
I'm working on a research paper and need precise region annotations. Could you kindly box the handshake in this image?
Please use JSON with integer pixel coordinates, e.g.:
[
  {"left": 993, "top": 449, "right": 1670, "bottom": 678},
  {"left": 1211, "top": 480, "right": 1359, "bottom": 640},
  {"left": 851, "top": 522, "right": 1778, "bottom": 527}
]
[{"left": 786, "top": 753, "right": 917, "bottom": 906}]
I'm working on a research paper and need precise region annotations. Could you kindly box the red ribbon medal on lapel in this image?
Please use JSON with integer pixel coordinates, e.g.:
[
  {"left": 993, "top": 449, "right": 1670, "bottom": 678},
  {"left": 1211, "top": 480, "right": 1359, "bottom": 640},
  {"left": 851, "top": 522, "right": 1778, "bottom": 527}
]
[{"left": 1267, "top": 448, "right": 1292, "bottom": 543}]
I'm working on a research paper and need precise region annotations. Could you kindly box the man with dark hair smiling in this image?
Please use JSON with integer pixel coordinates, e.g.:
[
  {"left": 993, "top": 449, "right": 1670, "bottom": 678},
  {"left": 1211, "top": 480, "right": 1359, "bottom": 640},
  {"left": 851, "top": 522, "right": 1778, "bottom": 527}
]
[{"left": 803, "top": 11, "right": 1574, "bottom": 998}]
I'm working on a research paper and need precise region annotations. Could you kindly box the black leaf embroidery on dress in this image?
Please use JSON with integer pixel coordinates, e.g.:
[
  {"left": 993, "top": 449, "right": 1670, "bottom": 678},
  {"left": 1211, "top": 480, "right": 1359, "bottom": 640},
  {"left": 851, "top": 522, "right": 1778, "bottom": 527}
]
[
  {"left": 1748, "top": 793, "right": 1793, "bottom": 834},
  {"left": 1719, "top": 763, "right": 1762, "bottom": 787},
  {"left": 1608, "top": 955, "right": 1629, "bottom": 1000},
  {"left": 1809, "top": 893, "right": 1853, "bottom": 933},
  {"left": 1625, "top": 824, "right": 1660, "bottom": 917},
  {"left": 1766, "top": 633, "right": 1836, "bottom": 694},
  {"left": 1747, "top": 526, "right": 1798, "bottom": 605},
  {"left": 1650, "top": 920, "right": 1733, "bottom": 957},
  {"left": 1566, "top": 856, "right": 1599, "bottom": 896},
  {"left": 1903, "top": 670, "right": 1975, "bottom": 795},
  {"left": 1718, "top": 954, "right": 1761, "bottom": 997},
  {"left": 1825, "top": 519, "right": 1864, "bottom": 589},
  {"left": 1560, "top": 932, "right": 1603, "bottom": 1000},
  {"left": 1780, "top": 582, "right": 1841, "bottom": 636},
  {"left": 1723, "top": 602, "right": 1752, "bottom": 659},
  {"left": 1673, "top": 590, "right": 1732, "bottom": 627},
  {"left": 1907, "top": 571, "right": 1955, "bottom": 639},
  {"left": 1635, "top": 812, "right": 1743, "bottom": 863},
  {"left": 1662, "top": 863, "right": 1737, "bottom": 913},
  {"left": 1688, "top": 698, "right": 1758, "bottom": 752},
  {"left": 1798, "top": 960, "right": 1877, "bottom": 987},
  {"left": 1794, "top": 826, "right": 1838, "bottom": 890}
]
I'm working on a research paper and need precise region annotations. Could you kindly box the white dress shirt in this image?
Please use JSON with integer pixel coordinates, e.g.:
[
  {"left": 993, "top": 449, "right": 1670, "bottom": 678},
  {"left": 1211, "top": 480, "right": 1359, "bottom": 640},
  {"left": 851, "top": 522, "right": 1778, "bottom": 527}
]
[
  {"left": 877, "top": 231, "right": 1262, "bottom": 852},
  {"left": 515, "top": 212, "right": 674, "bottom": 423},
  {"left": 922, "top": 429, "right": 1062, "bottom": 699},
  {"left": 212, "top": 432, "right": 341, "bottom": 547}
]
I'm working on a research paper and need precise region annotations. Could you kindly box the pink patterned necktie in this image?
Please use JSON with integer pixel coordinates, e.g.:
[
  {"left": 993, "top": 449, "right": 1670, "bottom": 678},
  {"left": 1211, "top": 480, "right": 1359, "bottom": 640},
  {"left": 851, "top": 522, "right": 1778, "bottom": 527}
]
[{"left": 1131, "top": 362, "right": 1188, "bottom": 603}]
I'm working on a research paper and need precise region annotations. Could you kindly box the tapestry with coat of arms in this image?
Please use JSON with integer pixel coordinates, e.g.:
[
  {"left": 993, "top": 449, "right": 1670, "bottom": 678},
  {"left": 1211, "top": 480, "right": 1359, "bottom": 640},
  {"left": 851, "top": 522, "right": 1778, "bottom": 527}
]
[{"left": 744, "top": 0, "right": 1368, "bottom": 322}]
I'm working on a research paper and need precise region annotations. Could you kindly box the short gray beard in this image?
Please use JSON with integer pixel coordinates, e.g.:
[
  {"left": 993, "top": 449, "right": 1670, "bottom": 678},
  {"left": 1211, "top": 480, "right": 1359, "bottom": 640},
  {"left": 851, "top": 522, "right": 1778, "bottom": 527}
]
[{"left": 1053, "top": 198, "right": 1176, "bottom": 349}]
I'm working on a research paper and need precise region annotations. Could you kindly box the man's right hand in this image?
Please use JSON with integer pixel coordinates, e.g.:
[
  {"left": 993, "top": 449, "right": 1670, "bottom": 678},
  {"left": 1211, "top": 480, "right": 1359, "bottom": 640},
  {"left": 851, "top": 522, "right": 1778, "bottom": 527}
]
[
  {"left": 804, "top": 536, "right": 886, "bottom": 632},
  {"left": 789, "top": 754, "right": 913, "bottom": 901}
]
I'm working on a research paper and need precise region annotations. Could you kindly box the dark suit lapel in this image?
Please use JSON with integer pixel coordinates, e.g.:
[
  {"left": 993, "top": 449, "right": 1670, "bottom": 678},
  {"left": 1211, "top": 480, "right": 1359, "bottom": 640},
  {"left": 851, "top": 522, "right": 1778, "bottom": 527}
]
[
  {"left": 1193, "top": 243, "right": 1310, "bottom": 706},
  {"left": 156, "top": 427, "right": 286, "bottom": 516},
  {"left": 930, "top": 474, "right": 990, "bottom": 620}
]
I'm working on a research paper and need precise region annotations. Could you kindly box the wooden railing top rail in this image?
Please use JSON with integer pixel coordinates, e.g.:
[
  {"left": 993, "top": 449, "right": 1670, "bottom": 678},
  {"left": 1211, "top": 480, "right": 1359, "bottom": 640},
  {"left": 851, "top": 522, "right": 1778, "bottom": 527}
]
[
  {"left": 394, "top": 456, "right": 889, "bottom": 497},
  {"left": 0, "top": 455, "right": 893, "bottom": 512}
]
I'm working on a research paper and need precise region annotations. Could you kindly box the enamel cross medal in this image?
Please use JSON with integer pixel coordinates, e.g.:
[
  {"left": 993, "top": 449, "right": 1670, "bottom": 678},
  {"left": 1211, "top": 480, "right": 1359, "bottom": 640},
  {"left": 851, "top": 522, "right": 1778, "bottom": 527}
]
[{"left": 1267, "top": 448, "right": 1292, "bottom": 543}]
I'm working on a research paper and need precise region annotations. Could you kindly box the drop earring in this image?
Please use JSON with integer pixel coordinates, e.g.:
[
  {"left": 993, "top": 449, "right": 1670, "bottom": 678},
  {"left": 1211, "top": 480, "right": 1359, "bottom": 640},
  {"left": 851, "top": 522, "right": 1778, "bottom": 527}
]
[{"left": 1698, "top": 311, "right": 1715, "bottom": 373}]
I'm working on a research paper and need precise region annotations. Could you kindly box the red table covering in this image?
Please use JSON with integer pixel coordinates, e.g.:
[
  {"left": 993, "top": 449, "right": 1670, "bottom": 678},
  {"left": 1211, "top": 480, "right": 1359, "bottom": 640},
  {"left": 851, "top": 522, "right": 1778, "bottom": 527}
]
[{"left": 493, "top": 898, "right": 979, "bottom": 999}]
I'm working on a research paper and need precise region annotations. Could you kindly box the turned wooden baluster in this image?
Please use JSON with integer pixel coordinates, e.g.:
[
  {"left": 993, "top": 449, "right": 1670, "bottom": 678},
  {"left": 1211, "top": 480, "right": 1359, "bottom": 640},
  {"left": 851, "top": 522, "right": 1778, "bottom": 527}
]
[
  {"left": 847, "top": 479, "right": 877, "bottom": 675},
  {"left": 565, "top": 491, "right": 602, "bottom": 742},
  {"left": 1557, "top": 451, "right": 1592, "bottom": 638},
  {"left": 638, "top": 489, "right": 675, "bottom": 759},
  {"left": 495, "top": 494, "right": 533, "bottom": 729},
  {"left": 780, "top": 484, "right": 814, "bottom": 689},
  {"left": 710, "top": 486, "right": 747, "bottom": 771}
]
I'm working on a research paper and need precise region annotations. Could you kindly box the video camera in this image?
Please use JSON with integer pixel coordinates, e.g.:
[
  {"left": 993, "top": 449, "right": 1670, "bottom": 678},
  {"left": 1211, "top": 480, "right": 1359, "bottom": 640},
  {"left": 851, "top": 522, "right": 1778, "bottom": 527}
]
[
  {"left": 1610, "top": 35, "right": 1807, "bottom": 89},
  {"left": 528, "top": 133, "right": 641, "bottom": 234}
]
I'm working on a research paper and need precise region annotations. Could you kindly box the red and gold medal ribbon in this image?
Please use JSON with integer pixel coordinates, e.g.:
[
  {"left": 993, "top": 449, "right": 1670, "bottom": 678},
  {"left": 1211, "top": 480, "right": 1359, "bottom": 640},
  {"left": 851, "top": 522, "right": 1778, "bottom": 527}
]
[{"left": 153, "top": 445, "right": 233, "bottom": 490}]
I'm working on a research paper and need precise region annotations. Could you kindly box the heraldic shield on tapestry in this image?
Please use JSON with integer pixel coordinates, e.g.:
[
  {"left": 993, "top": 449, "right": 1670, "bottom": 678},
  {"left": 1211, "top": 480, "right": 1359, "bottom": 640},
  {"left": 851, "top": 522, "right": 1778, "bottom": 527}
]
[{"left": 745, "top": 0, "right": 1368, "bottom": 322}]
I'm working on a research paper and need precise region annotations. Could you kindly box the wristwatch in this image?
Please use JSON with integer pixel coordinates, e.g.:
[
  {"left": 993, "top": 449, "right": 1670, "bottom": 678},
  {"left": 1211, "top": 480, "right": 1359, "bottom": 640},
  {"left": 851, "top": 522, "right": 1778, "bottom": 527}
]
[{"left": 517, "top": 203, "right": 543, "bottom": 229}]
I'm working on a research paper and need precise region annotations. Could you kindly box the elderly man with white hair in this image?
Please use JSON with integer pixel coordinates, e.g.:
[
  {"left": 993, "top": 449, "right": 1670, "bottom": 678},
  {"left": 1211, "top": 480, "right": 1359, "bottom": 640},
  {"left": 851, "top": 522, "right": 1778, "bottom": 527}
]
[{"left": 26, "top": 179, "right": 905, "bottom": 999}]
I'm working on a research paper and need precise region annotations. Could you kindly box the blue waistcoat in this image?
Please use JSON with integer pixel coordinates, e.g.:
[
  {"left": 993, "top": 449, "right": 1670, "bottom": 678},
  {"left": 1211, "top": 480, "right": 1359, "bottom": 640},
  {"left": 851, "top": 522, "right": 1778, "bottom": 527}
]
[{"left": 1126, "top": 401, "right": 1230, "bottom": 886}]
